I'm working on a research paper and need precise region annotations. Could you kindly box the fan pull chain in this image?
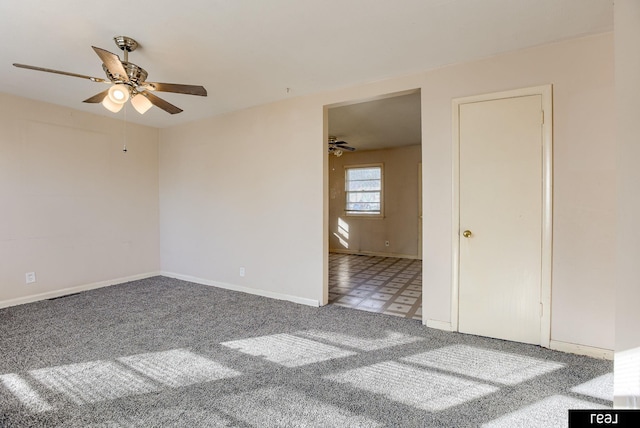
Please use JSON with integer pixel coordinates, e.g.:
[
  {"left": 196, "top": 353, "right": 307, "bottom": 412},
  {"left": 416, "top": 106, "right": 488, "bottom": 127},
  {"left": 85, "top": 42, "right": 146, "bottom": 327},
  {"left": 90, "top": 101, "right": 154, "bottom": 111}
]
[{"left": 123, "top": 104, "right": 128, "bottom": 153}]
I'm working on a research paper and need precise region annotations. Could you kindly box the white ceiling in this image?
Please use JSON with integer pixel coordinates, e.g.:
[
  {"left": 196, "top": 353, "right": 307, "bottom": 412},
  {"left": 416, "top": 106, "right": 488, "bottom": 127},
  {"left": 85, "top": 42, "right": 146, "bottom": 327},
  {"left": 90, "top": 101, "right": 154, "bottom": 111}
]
[
  {"left": 328, "top": 91, "right": 422, "bottom": 151},
  {"left": 0, "top": 1, "right": 612, "bottom": 129}
]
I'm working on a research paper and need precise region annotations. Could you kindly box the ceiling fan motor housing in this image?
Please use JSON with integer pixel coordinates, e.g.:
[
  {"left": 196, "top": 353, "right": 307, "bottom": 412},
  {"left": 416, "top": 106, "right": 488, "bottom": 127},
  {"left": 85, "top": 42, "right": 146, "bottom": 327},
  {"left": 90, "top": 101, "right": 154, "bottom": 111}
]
[{"left": 103, "top": 62, "right": 148, "bottom": 87}]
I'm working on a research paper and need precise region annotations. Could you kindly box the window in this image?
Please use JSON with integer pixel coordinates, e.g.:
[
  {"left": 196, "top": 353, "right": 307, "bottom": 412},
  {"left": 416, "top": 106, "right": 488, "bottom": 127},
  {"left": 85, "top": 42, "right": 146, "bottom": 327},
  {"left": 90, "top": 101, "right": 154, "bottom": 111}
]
[{"left": 345, "top": 164, "right": 383, "bottom": 216}]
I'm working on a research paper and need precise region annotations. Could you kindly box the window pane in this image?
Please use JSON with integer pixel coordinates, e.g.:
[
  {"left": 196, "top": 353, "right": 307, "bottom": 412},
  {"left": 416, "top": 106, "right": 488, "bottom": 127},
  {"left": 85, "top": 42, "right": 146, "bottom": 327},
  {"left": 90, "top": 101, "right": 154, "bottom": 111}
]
[
  {"left": 347, "top": 192, "right": 380, "bottom": 203},
  {"left": 347, "top": 168, "right": 380, "bottom": 181},
  {"left": 345, "top": 165, "right": 382, "bottom": 215},
  {"left": 347, "top": 202, "right": 380, "bottom": 212},
  {"left": 346, "top": 179, "right": 381, "bottom": 191}
]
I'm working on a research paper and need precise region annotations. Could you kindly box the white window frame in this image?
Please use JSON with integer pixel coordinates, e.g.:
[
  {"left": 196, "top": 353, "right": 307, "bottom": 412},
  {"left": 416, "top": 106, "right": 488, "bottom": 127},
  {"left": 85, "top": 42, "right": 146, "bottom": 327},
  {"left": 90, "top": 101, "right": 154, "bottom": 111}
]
[{"left": 344, "top": 163, "right": 384, "bottom": 218}]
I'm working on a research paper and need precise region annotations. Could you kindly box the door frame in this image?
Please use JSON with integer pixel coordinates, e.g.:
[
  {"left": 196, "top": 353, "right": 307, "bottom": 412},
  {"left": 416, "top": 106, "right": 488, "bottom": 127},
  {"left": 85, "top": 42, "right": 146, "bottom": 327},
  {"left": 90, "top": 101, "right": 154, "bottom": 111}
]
[
  {"left": 450, "top": 85, "right": 553, "bottom": 347},
  {"left": 418, "top": 162, "right": 422, "bottom": 260}
]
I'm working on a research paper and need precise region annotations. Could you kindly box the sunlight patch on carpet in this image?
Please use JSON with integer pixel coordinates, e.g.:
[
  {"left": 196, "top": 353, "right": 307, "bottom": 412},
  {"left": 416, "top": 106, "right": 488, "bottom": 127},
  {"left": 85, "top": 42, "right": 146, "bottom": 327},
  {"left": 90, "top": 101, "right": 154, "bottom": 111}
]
[
  {"left": 29, "top": 361, "right": 158, "bottom": 405},
  {"left": 214, "top": 386, "right": 382, "bottom": 427},
  {"left": 0, "top": 373, "right": 53, "bottom": 412},
  {"left": 296, "top": 330, "right": 423, "bottom": 351},
  {"left": 481, "top": 394, "right": 609, "bottom": 427},
  {"left": 119, "top": 349, "right": 241, "bottom": 388},
  {"left": 325, "top": 361, "right": 498, "bottom": 411},
  {"left": 614, "top": 346, "right": 640, "bottom": 406},
  {"left": 571, "top": 373, "right": 613, "bottom": 401},
  {"left": 221, "top": 333, "right": 356, "bottom": 367},
  {"left": 401, "top": 345, "right": 564, "bottom": 385}
]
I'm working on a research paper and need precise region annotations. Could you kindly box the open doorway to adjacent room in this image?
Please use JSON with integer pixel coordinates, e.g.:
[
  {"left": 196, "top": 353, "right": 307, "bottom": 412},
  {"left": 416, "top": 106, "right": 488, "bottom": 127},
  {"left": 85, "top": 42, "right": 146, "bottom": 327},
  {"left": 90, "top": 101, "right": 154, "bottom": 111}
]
[{"left": 325, "top": 90, "right": 422, "bottom": 320}]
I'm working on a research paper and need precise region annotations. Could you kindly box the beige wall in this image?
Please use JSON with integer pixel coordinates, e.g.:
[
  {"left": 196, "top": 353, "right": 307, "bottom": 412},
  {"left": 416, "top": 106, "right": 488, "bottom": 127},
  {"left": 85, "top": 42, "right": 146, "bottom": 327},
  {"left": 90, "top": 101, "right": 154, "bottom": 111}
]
[
  {"left": 0, "top": 93, "right": 160, "bottom": 305},
  {"left": 615, "top": 0, "right": 640, "bottom": 355},
  {"left": 615, "top": 0, "right": 640, "bottom": 408},
  {"left": 159, "top": 33, "right": 615, "bottom": 350},
  {"left": 0, "top": 31, "right": 612, "bottom": 352},
  {"left": 159, "top": 100, "right": 325, "bottom": 303},
  {"left": 412, "top": 35, "right": 615, "bottom": 350},
  {"left": 328, "top": 145, "right": 421, "bottom": 258}
]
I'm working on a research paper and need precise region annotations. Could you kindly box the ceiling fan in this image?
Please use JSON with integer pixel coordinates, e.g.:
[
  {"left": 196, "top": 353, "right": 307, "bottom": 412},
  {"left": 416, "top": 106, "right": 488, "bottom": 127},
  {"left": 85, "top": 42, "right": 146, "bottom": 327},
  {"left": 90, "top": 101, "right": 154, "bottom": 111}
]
[
  {"left": 13, "top": 36, "right": 207, "bottom": 115},
  {"left": 328, "top": 136, "right": 355, "bottom": 157}
]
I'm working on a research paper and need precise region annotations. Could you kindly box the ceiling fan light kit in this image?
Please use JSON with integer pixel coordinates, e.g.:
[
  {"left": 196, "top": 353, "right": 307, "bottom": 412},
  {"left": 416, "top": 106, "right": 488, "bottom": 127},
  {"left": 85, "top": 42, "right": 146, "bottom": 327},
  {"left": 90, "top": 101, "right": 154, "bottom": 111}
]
[
  {"left": 101, "top": 95, "right": 124, "bottom": 113},
  {"left": 108, "top": 84, "right": 130, "bottom": 104},
  {"left": 131, "top": 93, "right": 153, "bottom": 114},
  {"left": 13, "top": 36, "right": 207, "bottom": 115},
  {"left": 100, "top": 84, "right": 131, "bottom": 113}
]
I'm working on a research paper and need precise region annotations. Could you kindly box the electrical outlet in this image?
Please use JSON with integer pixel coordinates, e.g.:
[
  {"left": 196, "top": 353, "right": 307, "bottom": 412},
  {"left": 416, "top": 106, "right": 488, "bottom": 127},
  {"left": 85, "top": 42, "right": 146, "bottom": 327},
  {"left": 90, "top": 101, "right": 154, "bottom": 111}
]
[
  {"left": 239, "top": 267, "right": 245, "bottom": 277},
  {"left": 385, "top": 241, "right": 390, "bottom": 247},
  {"left": 25, "top": 272, "right": 36, "bottom": 284}
]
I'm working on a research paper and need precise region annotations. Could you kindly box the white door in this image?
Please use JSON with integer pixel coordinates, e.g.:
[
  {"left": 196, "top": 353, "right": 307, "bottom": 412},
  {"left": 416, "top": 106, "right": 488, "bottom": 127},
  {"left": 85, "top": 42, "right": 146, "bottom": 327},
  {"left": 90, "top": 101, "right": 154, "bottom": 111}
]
[{"left": 458, "top": 94, "right": 544, "bottom": 345}]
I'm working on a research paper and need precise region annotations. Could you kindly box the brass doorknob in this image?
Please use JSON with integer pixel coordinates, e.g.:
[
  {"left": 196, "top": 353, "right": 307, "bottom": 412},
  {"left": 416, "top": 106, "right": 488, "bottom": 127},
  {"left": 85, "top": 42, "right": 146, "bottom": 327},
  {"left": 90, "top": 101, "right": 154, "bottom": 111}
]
[{"left": 462, "top": 230, "right": 472, "bottom": 238}]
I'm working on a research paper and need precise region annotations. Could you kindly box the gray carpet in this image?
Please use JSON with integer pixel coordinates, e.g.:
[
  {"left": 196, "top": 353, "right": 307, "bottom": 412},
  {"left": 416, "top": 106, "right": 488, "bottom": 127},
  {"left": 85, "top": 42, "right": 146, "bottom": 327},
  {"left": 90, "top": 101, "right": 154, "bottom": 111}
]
[{"left": 0, "top": 276, "right": 612, "bottom": 427}]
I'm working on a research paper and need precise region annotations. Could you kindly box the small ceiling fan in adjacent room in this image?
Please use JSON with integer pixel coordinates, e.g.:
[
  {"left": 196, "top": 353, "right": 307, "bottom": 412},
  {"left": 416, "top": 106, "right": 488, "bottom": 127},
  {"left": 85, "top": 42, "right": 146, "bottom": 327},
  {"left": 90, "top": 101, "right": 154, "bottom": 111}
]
[
  {"left": 13, "top": 36, "right": 207, "bottom": 115},
  {"left": 328, "top": 136, "right": 356, "bottom": 157}
]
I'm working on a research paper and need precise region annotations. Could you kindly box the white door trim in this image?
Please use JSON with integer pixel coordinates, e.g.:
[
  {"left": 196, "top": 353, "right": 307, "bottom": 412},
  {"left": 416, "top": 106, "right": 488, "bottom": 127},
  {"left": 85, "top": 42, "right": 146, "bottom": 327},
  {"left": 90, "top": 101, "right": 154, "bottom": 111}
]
[{"left": 451, "top": 85, "right": 553, "bottom": 347}]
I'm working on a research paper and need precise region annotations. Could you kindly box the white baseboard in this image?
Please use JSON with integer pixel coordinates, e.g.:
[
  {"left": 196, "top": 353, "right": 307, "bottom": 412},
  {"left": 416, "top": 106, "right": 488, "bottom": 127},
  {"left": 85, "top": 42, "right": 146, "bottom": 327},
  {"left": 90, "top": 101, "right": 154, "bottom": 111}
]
[
  {"left": 550, "top": 340, "right": 614, "bottom": 360},
  {"left": 426, "top": 319, "right": 454, "bottom": 331},
  {"left": 160, "top": 271, "right": 321, "bottom": 307},
  {"left": 329, "top": 248, "right": 420, "bottom": 260},
  {"left": 0, "top": 272, "right": 161, "bottom": 309}
]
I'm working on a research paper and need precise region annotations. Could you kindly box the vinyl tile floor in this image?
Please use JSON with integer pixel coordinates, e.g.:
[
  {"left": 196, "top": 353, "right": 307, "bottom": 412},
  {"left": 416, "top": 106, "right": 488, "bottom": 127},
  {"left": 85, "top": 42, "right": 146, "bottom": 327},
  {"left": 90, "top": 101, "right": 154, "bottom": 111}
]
[{"left": 328, "top": 253, "right": 422, "bottom": 320}]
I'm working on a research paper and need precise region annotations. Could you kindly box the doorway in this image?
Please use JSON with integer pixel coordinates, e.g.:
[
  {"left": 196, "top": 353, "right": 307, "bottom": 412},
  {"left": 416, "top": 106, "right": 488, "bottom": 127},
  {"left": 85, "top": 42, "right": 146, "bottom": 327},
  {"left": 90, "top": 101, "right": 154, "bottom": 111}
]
[
  {"left": 451, "top": 85, "right": 553, "bottom": 346},
  {"left": 325, "top": 90, "right": 423, "bottom": 320}
]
